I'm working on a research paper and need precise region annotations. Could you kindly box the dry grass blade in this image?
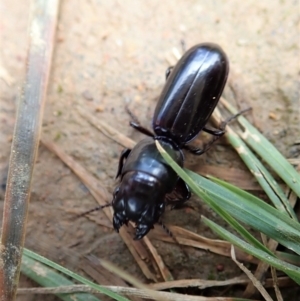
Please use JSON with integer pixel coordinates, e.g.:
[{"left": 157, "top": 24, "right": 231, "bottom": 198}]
[
  {"left": 150, "top": 276, "right": 293, "bottom": 291},
  {"left": 0, "top": 1, "right": 59, "bottom": 300},
  {"left": 16, "top": 278, "right": 292, "bottom": 294},
  {"left": 231, "top": 246, "right": 273, "bottom": 301},
  {"left": 270, "top": 266, "right": 283, "bottom": 301},
  {"left": 88, "top": 256, "right": 169, "bottom": 301},
  {"left": 151, "top": 276, "right": 248, "bottom": 290},
  {"left": 17, "top": 285, "right": 245, "bottom": 301},
  {"left": 151, "top": 226, "right": 259, "bottom": 264},
  {"left": 142, "top": 236, "right": 174, "bottom": 282},
  {"left": 77, "top": 106, "right": 135, "bottom": 149},
  {"left": 243, "top": 239, "right": 279, "bottom": 298},
  {"left": 81, "top": 257, "right": 128, "bottom": 287},
  {"left": 16, "top": 275, "right": 294, "bottom": 297},
  {"left": 84, "top": 257, "right": 143, "bottom": 301}
]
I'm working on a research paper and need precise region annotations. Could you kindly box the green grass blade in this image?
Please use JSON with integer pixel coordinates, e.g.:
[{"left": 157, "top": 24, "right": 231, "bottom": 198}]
[
  {"left": 23, "top": 249, "right": 130, "bottom": 301},
  {"left": 155, "top": 140, "right": 271, "bottom": 254},
  {"left": 157, "top": 137, "right": 300, "bottom": 282},
  {"left": 275, "top": 252, "right": 300, "bottom": 266},
  {"left": 155, "top": 141, "right": 300, "bottom": 255},
  {"left": 202, "top": 216, "right": 300, "bottom": 285},
  {"left": 21, "top": 254, "right": 100, "bottom": 301},
  {"left": 193, "top": 190, "right": 273, "bottom": 255},
  {"left": 224, "top": 124, "right": 297, "bottom": 220},
  {"left": 221, "top": 99, "right": 300, "bottom": 198},
  {"left": 187, "top": 170, "right": 300, "bottom": 255}
]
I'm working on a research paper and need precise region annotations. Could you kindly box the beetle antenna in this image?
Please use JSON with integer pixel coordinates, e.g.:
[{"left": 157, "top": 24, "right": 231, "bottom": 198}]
[
  {"left": 125, "top": 105, "right": 140, "bottom": 125},
  {"left": 184, "top": 107, "right": 252, "bottom": 155},
  {"left": 158, "top": 221, "right": 189, "bottom": 258},
  {"left": 125, "top": 105, "right": 154, "bottom": 137},
  {"left": 221, "top": 107, "right": 252, "bottom": 126},
  {"left": 77, "top": 203, "right": 112, "bottom": 218}
]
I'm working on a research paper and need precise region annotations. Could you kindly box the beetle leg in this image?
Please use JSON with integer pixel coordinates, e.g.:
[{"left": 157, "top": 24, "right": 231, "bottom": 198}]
[
  {"left": 166, "top": 178, "right": 191, "bottom": 209},
  {"left": 129, "top": 121, "right": 154, "bottom": 137},
  {"left": 203, "top": 107, "right": 251, "bottom": 136},
  {"left": 116, "top": 148, "right": 131, "bottom": 179},
  {"left": 184, "top": 136, "right": 220, "bottom": 155},
  {"left": 185, "top": 108, "right": 252, "bottom": 155},
  {"left": 125, "top": 106, "right": 154, "bottom": 137},
  {"left": 202, "top": 126, "right": 225, "bottom": 136},
  {"left": 165, "top": 66, "right": 173, "bottom": 79}
]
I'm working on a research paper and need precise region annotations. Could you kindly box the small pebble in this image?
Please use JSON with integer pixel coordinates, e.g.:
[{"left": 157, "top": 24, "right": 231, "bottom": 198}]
[
  {"left": 82, "top": 90, "right": 94, "bottom": 101},
  {"left": 269, "top": 112, "right": 278, "bottom": 120}
]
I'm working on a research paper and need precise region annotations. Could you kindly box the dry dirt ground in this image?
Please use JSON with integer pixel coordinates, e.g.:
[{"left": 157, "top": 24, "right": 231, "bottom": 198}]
[{"left": 1, "top": 1, "right": 299, "bottom": 300}]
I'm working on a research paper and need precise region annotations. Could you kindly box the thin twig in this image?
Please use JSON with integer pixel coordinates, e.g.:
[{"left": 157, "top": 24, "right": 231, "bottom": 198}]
[
  {"left": 231, "top": 246, "right": 272, "bottom": 301},
  {"left": 17, "top": 285, "right": 237, "bottom": 301},
  {"left": 16, "top": 275, "right": 294, "bottom": 295}
]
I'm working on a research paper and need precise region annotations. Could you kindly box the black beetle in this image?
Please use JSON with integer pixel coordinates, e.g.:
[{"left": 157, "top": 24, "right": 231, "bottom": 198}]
[
  {"left": 82, "top": 43, "right": 233, "bottom": 239},
  {"left": 112, "top": 43, "right": 230, "bottom": 239}
]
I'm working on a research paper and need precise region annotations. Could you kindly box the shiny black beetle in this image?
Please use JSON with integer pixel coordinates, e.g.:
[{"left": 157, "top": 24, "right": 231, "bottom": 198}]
[{"left": 112, "top": 43, "right": 230, "bottom": 239}]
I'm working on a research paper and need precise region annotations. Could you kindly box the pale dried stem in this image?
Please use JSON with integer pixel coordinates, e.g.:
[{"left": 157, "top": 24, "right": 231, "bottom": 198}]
[{"left": 0, "top": 1, "right": 59, "bottom": 300}]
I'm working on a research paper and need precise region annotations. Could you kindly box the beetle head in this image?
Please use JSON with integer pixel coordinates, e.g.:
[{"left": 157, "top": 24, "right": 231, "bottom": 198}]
[{"left": 112, "top": 171, "right": 166, "bottom": 239}]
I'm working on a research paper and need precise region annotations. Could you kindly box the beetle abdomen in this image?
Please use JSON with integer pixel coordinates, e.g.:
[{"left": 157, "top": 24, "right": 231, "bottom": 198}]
[{"left": 153, "top": 43, "right": 229, "bottom": 146}]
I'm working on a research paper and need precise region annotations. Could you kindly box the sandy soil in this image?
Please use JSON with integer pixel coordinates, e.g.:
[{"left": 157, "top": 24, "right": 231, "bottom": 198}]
[{"left": 1, "top": 1, "right": 299, "bottom": 300}]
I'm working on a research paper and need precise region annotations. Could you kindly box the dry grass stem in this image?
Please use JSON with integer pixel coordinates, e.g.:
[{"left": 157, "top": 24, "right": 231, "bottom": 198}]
[{"left": 0, "top": 1, "right": 60, "bottom": 299}]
